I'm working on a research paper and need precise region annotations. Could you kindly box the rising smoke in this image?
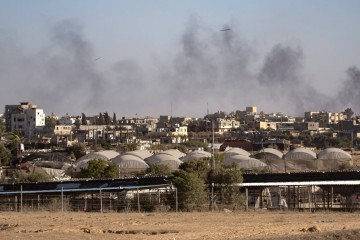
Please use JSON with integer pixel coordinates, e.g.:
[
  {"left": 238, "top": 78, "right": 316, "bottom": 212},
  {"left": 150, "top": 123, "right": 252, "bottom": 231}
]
[{"left": 0, "top": 18, "right": 358, "bottom": 117}]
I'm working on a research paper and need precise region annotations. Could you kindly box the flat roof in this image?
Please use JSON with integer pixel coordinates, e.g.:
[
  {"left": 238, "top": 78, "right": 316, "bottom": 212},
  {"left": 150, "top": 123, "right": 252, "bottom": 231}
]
[{"left": 238, "top": 180, "right": 360, "bottom": 187}]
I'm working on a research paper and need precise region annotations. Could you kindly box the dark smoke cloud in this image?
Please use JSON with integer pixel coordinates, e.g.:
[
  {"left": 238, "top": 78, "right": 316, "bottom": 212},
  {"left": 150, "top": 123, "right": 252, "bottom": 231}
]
[
  {"left": 37, "top": 20, "right": 106, "bottom": 113},
  {"left": 331, "top": 66, "right": 360, "bottom": 113},
  {"left": 258, "top": 44, "right": 329, "bottom": 114},
  {"left": 1, "top": 18, "right": 355, "bottom": 118},
  {"left": 159, "top": 18, "right": 257, "bottom": 116},
  {"left": 259, "top": 44, "right": 303, "bottom": 86}
]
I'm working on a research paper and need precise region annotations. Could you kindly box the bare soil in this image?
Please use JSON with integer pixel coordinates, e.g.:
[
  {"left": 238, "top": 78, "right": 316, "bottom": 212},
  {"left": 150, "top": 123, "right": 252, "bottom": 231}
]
[{"left": 1, "top": 211, "right": 360, "bottom": 240}]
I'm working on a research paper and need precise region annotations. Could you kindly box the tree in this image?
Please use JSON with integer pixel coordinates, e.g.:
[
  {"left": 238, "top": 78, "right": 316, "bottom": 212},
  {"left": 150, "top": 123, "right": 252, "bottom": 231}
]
[
  {"left": 81, "top": 113, "right": 88, "bottom": 125},
  {"left": 179, "top": 159, "right": 211, "bottom": 180},
  {"left": 4, "top": 131, "right": 22, "bottom": 164},
  {"left": 118, "top": 142, "right": 138, "bottom": 152},
  {"left": 112, "top": 112, "right": 117, "bottom": 125},
  {"left": 172, "top": 170, "right": 207, "bottom": 211},
  {"left": 0, "top": 142, "right": 11, "bottom": 166},
  {"left": 145, "top": 163, "right": 173, "bottom": 176},
  {"left": 67, "top": 142, "right": 86, "bottom": 159},
  {"left": 0, "top": 115, "right": 5, "bottom": 135},
  {"left": 97, "top": 113, "right": 104, "bottom": 125},
  {"left": 77, "top": 159, "right": 119, "bottom": 179},
  {"left": 45, "top": 116, "right": 57, "bottom": 128},
  {"left": 74, "top": 117, "right": 81, "bottom": 129},
  {"left": 16, "top": 172, "right": 50, "bottom": 183},
  {"left": 104, "top": 112, "right": 111, "bottom": 125},
  {"left": 344, "top": 108, "right": 354, "bottom": 120}
]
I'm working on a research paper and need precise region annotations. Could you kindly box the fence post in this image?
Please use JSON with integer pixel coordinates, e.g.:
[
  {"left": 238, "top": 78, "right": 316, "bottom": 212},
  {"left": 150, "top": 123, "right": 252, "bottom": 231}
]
[
  {"left": 15, "top": 195, "right": 18, "bottom": 212},
  {"left": 175, "top": 187, "right": 178, "bottom": 212},
  {"left": 20, "top": 185, "right": 23, "bottom": 213},
  {"left": 100, "top": 188, "right": 103, "bottom": 213},
  {"left": 37, "top": 194, "right": 40, "bottom": 211},
  {"left": 61, "top": 187, "right": 64, "bottom": 213},
  {"left": 137, "top": 188, "right": 140, "bottom": 213},
  {"left": 245, "top": 187, "right": 248, "bottom": 211}
]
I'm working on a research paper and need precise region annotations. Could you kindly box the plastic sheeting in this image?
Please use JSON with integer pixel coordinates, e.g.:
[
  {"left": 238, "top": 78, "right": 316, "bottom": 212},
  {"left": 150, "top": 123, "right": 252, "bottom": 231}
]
[
  {"left": 253, "top": 148, "right": 284, "bottom": 161},
  {"left": 223, "top": 155, "right": 268, "bottom": 169},
  {"left": 284, "top": 148, "right": 316, "bottom": 160},
  {"left": 145, "top": 153, "right": 183, "bottom": 170},
  {"left": 181, "top": 150, "right": 212, "bottom": 161},
  {"left": 318, "top": 148, "right": 352, "bottom": 160},
  {"left": 264, "top": 158, "right": 353, "bottom": 172},
  {"left": 112, "top": 155, "right": 150, "bottom": 169},
  {"left": 76, "top": 150, "right": 119, "bottom": 163}
]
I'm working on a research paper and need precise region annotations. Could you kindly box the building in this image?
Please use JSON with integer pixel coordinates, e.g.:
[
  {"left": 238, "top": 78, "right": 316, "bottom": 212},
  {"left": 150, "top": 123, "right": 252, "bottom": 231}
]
[
  {"left": 5, "top": 102, "right": 45, "bottom": 137},
  {"left": 304, "top": 111, "right": 346, "bottom": 127},
  {"left": 246, "top": 106, "right": 257, "bottom": 114}
]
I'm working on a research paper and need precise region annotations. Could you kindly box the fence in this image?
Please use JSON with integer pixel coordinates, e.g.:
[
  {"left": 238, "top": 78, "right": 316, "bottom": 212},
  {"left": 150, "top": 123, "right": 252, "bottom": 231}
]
[{"left": 0, "top": 187, "right": 181, "bottom": 213}]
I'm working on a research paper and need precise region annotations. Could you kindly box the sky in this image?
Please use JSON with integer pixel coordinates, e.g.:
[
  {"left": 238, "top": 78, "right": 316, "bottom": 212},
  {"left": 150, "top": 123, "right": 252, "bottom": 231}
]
[{"left": 0, "top": 0, "right": 360, "bottom": 118}]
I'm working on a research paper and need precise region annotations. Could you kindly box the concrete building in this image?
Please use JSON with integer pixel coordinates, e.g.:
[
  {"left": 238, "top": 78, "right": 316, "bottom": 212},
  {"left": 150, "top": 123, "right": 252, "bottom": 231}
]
[
  {"left": 304, "top": 111, "right": 346, "bottom": 127},
  {"left": 246, "top": 106, "right": 257, "bottom": 114},
  {"left": 5, "top": 102, "right": 45, "bottom": 137}
]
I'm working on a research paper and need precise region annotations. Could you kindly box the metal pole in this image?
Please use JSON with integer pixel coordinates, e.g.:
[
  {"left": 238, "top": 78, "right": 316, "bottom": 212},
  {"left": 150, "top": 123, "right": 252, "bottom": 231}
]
[
  {"left": 109, "top": 194, "right": 112, "bottom": 212},
  {"left": 137, "top": 188, "right": 140, "bottom": 213},
  {"left": 175, "top": 188, "right": 178, "bottom": 212},
  {"left": 211, "top": 183, "right": 214, "bottom": 211},
  {"left": 100, "top": 188, "right": 103, "bottom": 213},
  {"left": 211, "top": 120, "right": 215, "bottom": 211},
  {"left": 37, "top": 194, "right": 40, "bottom": 211},
  {"left": 15, "top": 195, "right": 18, "bottom": 212},
  {"left": 245, "top": 187, "right": 249, "bottom": 211},
  {"left": 331, "top": 186, "right": 334, "bottom": 209},
  {"left": 20, "top": 185, "right": 23, "bottom": 213},
  {"left": 212, "top": 120, "right": 215, "bottom": 169},
  {"left": 308, "top": 186, "right": 312, "bottom": 213},
  {"left": 61, "top": 187, "right": 64, "bottom": 213},
  {"left": 118, "top": 164, "right": 121, "bottom": 178}
]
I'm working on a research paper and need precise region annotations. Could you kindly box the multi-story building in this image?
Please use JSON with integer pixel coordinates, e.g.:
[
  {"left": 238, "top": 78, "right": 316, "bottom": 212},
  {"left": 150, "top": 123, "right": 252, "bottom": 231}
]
[
  {"left": 304, "top": 111, "right": 345, "bottom": 127},
  {"left": 5, "top": 102, "right": 45, "bottom": 137}
]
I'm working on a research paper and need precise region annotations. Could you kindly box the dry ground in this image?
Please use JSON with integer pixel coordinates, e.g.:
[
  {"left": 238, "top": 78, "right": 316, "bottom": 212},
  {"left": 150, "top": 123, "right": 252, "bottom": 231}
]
[{"left": 1, "top": 211, "right": 360, "bottom": 240}]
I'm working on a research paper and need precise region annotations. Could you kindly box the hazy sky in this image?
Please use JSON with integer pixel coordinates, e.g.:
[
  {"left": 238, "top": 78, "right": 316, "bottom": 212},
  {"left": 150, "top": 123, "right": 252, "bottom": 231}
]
[{"left": 1, "top": 0, "right": 360, "bottom": 118}]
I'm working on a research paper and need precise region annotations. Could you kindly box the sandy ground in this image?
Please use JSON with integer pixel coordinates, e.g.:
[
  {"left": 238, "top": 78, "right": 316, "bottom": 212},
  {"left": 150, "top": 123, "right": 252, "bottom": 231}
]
[{"left": 0, "top": 211, "right": 360, "bottom": 240}]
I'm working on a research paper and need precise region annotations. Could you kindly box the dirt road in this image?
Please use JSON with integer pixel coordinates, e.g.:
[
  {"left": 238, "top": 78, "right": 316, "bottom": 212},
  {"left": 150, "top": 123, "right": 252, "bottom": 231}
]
[{"left": 1, "top": 211, "right": 360, "bottom": 239}]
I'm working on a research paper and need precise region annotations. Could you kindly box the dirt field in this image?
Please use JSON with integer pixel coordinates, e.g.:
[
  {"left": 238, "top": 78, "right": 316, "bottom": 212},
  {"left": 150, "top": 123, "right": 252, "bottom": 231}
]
[{"left": 1, "top": 211, "right": 360, "bottom": 240}]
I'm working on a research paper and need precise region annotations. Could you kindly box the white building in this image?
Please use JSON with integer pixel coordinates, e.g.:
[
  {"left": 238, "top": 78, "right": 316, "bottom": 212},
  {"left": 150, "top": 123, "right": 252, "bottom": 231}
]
[{"left": 5, "top": 102, "right": 45, "bottom": 137}]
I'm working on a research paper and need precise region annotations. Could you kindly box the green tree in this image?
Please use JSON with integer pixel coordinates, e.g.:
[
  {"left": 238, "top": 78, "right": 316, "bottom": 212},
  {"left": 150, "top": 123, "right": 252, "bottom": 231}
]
[
  {"left": 67, "top": 142, "right": 86, "bottom": 159},
  {"left": 344, "top": 107, "right": 354, "bottom": 120},
  {"left": 179, "top": 159, "right": 211, "bottom": 180},
  {"left": 0, "top": 142, "right": 12, "bottom": 165},
  {"left": 104, "top": 112, "right": 111, "bottom": 125},
  {"left": 78, "top": 159, "right": 119, "bottom": 179},
  {"left": 97, "top": 113, "right": 104, "bottom": 125},
  {"left": 118, "top": 142, "right": 139, "bottom": 152},
  {"left": 112, "top": 112, "right": 117, "bottom": 125},
  {"left": 45, "top": 116, "right": 57, "bottom": 128},
  {"left": 172, "top": 170, "right": 207, "bottom": 211},
  {"left": 0, "top": 115, "right": 5, "bottom": 135},
  {"left": 74, "top": 117, "right": 81, "bottom": 129},
  {"left": 81, "top": 113, "right": 88, "bottom": 125},
  {"left": 4, "top": 131, "right": 22, "bottom": 163},
  {"left": 145, "top": 163, "right": 173, "bottom": 176},
  {"left": 16, "top": 172, "right": 50, "bottom": 183}
]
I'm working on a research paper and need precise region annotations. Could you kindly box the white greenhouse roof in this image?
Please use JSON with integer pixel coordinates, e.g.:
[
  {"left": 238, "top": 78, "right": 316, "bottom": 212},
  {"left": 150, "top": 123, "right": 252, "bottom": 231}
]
[
  {"left": 284, "top": 147, "right": 316, "bottom": 160},
  {"left": 318, "top": 148, "right": 352, "bottom": 160}
]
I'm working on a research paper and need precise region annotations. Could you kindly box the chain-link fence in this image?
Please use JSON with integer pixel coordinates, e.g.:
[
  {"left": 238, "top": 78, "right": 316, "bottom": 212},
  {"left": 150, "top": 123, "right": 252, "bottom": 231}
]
[{"left": 0, "top": 186, "right": 249, "bottom": 213}]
